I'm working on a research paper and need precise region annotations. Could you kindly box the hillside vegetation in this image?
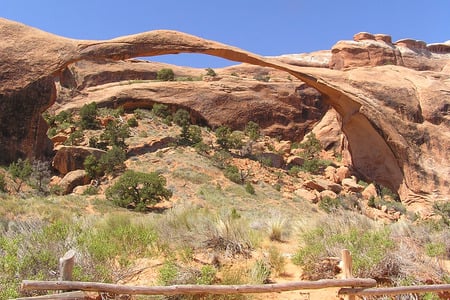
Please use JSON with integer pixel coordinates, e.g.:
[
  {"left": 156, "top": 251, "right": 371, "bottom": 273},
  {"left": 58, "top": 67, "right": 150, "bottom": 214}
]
[{"left": 0, "top": 102, "right": 449, "bottom": 299}]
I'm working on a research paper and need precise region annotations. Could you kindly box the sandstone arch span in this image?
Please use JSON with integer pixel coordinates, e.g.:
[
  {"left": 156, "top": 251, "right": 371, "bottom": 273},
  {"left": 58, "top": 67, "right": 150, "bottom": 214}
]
[{"left": 1, "top": 18, "right": 448, "bottom": 202}]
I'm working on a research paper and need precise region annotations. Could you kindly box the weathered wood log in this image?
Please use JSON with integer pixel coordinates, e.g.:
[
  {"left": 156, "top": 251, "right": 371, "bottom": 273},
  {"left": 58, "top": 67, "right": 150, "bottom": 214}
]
[
  {"left": 15, "top": 291, "right": 87, "bottom": 300},
  {"left": 21, "top": 279, "right": 377, "bottom": 295},
  {"left": 341, "top": 249, "right": 355, "bottom": 300},
  {"left": 59, "top": 250, "right": 76, "bottom": 281},
  {"left": 339, "top": 284, "right": 450, "bottom": 296}
]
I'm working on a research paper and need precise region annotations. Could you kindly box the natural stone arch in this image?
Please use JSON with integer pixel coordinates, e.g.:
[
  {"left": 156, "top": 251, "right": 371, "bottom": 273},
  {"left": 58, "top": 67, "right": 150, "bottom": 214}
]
[{"left": 1, "top": 18, "right": 448, "bottom": 202}]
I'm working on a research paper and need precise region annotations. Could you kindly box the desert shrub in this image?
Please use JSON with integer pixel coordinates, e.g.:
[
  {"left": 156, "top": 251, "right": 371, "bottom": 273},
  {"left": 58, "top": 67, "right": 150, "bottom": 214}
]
[
  {"left": 254, "top": 73, "right": 270, "bottom": 82},
  {"left": 64, "top": 129, "right": 84, "bottom": 146},
  {"left": 0, "top": 173, "right": 6, "bottom": 192},
  {"left": 54, "top": 110, "right": 73, "bottom": 125},
  {"left": 84, "top": 155, "right": 101, "bottom": 179},
  {"left": 223, "top": 165, "right": 242, "bottom": 184},
  {"left": 205, "top": 68, "right": 217, "bottom": 77},
  {"left": 98, "top": 146, "right": 126, "bottom": 174},
  {"left": 173, "top": 109, "right": 190, "bottom": 127},
  {"left": 268, "top": 246, "right": 286, "bottom": 276},
  {"left": 30, "top": 160, "right": 51, "bottom": 194},
  {"left": 100, "top": 120, "right": 130, "bottom": 149},
  {"left": 250, "top": 259, "right": 271, "bottom": 284},
  {"left": 152, "top": 103, "right": 171, "bottom": 119},
  {"left": 0, "top": 218, "right": 79, "bottom": 298},
  {"left": 215, "top": 126, "right": 243, "bottom": 150},
  {"left": 157, "top": 68, "right": 175, "bottom": 81},
  {"left": 46, "top": 127, "right": 57, "bottom": 138},
  {"left": 134, "top": 108, "right": 150, "bottom": 120},
  {"left": 106, "top": 170, "right": 172, "bottom": 211},
  {"left": 127, "top": 117, "right": 138, "bottom": 127},
  {"left": 266, "top": 217, "right": 288, "bottom": 242},
  {"left": 319, "top": 196, "right": 340, "bottom": 213},
  {"left": 8, "top": 158, "right": 32, "bottom": 193},
  {"left": 292, "top": 213, "right": 396, "bottom": 279},
  {"left": 82, "top": 185, "right": 99, "bottom": 196},
  {"left": 157, "top": 260, "right": 179, "bottom": 285},
  {"left": 179, "top": 125, "right": 202, "bottom": 146},
  {"left": 211, "top": 150, "right": 232, "bottom": 169},
  {"left": 79, "top": 102, "right": 99, "bottom": 129},
  {"left": 288, "top": 165, "right": 301, "bottom": 176},
  {"left": 79, "top": 214, "right": 157, "bottom": 280},
  {"left": 244, "top": 121, "right": 260, "bottom": 141},
  {"left": 245, "top": 182, "right": 255, "bottom": 195},
  {"left": 204, "top": 216, "right": 253, "bottom": 257},
  {"left": 197, "top": 265, "right": 217, "bottom": 285},
  {"left": 432, "top": 201, "right": 450, "bottom": 226}
]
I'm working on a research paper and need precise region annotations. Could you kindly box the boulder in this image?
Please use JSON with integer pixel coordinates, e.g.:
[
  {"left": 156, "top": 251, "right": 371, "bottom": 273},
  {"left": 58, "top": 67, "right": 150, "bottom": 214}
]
[
  {"left": 362, "top": 183, "right": 378, "bottom": 200},
  {"left": 335, "top": 166, "right": 351, "bottom": 184},
  {"left": 303, "top": 179, "right": 342, "bottom": 194},
  {"left": 52, "top": 146, "right": 106, "bottom": 175},
  {"left": 286, "top": 155, "right": 304, "bottom": 167},
  {"left": 295, "top": 188, "right": 319, "bottom": 203},
  {"left": 257, "top": 152, "right": 285, "bottom": 168},
  {"left": 320, "top": 190, "right": 337, "bottom": 200},
  {"left": 58, "top": 170, "right": 89, "bottom": 195},
  {"left": 342, "top": 178, "right": 364, "bottom": 193},
  {"left": 324, "top": 166, "right": 337, "bottom": 182},
  {"left": 274, "top": 140, "right": 292, "bottom": 156}
]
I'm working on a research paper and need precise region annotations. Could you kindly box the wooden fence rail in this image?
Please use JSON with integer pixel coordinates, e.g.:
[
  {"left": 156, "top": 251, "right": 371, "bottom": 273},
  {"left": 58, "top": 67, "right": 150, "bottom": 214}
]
[
  {"left": 21, "top": 278, "right": 376, "bottom": 296},
  {"left": 19, "top": 249, "right": 450, "bottom": 299}
]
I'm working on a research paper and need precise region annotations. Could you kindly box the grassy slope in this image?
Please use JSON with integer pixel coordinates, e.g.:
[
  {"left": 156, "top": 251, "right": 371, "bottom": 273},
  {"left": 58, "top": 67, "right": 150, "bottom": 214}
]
[{"left": 0, "top": 109, "right": 449, "bottom": 300}]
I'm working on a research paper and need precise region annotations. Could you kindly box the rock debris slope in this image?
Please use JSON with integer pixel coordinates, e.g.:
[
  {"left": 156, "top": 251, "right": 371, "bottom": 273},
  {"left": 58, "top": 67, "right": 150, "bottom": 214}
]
[{"left": 0, "top": 18, "right": 449, "bottom": 203}]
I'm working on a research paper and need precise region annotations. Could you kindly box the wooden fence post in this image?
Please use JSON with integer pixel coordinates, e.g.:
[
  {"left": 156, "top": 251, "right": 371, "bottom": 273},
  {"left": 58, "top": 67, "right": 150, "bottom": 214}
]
[
  {"left": 341, "top": 249, "right": 355, "bottom": 300},
  {"left": 59, "top": 250, "right": 76, "bottom": 282}
]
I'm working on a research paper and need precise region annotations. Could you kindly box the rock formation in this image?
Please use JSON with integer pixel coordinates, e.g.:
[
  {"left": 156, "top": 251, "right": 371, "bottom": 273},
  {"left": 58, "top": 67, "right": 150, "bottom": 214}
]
[
  {"left": 0, "top": 18, "right": 449, "bottom": 204},
  {"left": 55, "top": 59, "right": 327, "bottom": 140}
]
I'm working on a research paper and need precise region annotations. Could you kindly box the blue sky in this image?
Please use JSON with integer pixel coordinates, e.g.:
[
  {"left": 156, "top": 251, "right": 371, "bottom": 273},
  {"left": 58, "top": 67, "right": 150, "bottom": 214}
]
[{"left": 3, "top": 0, "right": 450, "bottom": 68}]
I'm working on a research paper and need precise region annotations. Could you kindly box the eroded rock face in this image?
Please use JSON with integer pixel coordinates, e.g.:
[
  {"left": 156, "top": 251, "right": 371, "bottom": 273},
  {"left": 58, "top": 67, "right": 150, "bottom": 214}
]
[
  {"left": 0, "top": 18, "right": 449, "bottom": 203},
  {"left": 330, "top": 31, "right": 450, "bottom": 71},
  {"left": 56, "top": 59, "right": 327, "bottom": 141}
]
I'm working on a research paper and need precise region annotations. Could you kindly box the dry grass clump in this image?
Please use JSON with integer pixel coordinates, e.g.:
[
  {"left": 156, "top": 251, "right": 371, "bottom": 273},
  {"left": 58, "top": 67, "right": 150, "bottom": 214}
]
[{"left": 204, "top": 216, "right": 254, "bottom": 258}]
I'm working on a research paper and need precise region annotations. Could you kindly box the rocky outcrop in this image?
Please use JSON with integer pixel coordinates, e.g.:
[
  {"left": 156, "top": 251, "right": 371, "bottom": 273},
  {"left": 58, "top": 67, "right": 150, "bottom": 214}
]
[
  {"left": 1, "top": 18, "right": 449, "bottom": 203},
  {"left": 58, "top": 170, "right": 90, "bottom": 195},
  {"left": 330, "top": 31, "right": 450, "bottom": 71},
  {"left": 52, "top": 146, "right": 106, "bottom": 175},
  {"left": 56, "top": 62, "right": 327, "bottom": 141}
]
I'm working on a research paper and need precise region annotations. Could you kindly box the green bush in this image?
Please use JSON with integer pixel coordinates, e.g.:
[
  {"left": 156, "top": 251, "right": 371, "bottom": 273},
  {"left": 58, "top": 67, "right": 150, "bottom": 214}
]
[
  {"left": 215, "top": 126, "right": 243, "bottom": 150},
  {"left": 99, "top": 146, "right": 126, "bottom": 174},
  {"left": 152, "top": 103, "right": 171, "bottom": 119},
  {"left": 84, "top": 155, "right": 102, "bottom": 179},
  {"left": 157, "top": 68, "right": 175, "bottom": 81},
  {"left": 173, "top": 109, "right": 190, "bottom": 127},
  {"left": 245, "top": 182, "right": 255, "bottom": 195},
  {"left": 100, "top": 120, "right": 130, "bottom": 149},
  {"left": 244, "top": 121, "right": 260, "bottom": 141},
  {"left": 106, "top": 170, "right": 172, "bottom": 211},
  {"left": 224, "top": 165, "right": 242, "bottom": 184},
  {"left": 319, "top": 196, "right": 340, "bottom": 213},
  {"left": 64, "top": 129, "right": 84, "bottom": 146},
  {"left": 250, "top": 259, "right": 271, "bottom": 284},
  {"left": 157, "top": 260, "right": 178, "bottom": 285},
  {"left": 205, "top": 68, "right": 217, "bottom": 77},
  {"left": 127, "top": 117, "right": 138, "bottom": 127},
  {"left": 0, "top": 173, "right": 6, "bottom": 192},
  {"left": 79, "top": 102, "right": 99, "bottom": 129},
  {"left": 197, "top": 265, "right": 217, "bottom": 285},
  {"left": 8, "top": 158, "right": 32, "bottom": 193},
  {"left": 254, "top": 73, "right": 270, "bottom": 82}
]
